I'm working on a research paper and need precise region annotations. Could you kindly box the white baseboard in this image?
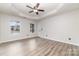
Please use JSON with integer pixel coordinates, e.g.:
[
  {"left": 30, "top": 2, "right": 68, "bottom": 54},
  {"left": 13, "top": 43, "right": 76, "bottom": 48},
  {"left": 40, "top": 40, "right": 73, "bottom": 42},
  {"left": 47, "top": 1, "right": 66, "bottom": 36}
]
[
  {"left": 38, "top": 36, "right": 79, "bottom": 46},
  {"left": 0, "top": 36, "right": 39, "bottom": 44},
  {"left": 0, "top": 36, "right": 79, "bottom": 47}
]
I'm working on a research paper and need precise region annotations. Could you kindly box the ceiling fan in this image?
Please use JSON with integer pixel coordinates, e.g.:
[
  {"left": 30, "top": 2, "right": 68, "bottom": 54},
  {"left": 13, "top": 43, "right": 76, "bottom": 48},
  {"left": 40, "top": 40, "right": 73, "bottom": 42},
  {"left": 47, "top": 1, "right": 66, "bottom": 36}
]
[{"left": 26, "top": 3, "right": 45, "bottom": 15}]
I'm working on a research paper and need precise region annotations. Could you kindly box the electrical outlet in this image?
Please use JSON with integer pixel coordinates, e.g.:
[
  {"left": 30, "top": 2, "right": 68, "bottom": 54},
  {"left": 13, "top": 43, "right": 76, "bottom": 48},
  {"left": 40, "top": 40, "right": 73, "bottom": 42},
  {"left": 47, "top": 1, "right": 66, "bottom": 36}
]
[
  {"left": 68, "top": 37, "right": 71, "bottom": 40},
  {"left": 41, "top": 28, "right": 43, "bottom": 31},
  {"left": 27, "top": 34, "right": 29, "bottom": 36},
  {"left": 46, "top": 35, "right": 48, "bottom": 37}
]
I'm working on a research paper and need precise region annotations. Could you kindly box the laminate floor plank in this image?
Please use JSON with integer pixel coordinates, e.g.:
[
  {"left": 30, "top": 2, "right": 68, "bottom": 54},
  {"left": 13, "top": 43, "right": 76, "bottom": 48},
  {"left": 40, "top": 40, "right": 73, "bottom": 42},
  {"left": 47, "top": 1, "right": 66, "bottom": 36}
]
[{"left": 0, "top": 37, "right": 79, "bottom": 56}]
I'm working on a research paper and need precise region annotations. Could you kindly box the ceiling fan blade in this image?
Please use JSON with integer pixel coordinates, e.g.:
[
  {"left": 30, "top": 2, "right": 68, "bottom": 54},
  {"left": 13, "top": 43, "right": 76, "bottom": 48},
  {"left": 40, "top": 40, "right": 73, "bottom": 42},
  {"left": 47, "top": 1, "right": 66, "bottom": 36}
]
[
  {"left": 38, "top": 9, "right": 45, "bottom": 12},
  {"left": 36, "top": 12, "right": 39, "bottom": 15},
  {"left": 34, "top": 3, "right": 40, "bottom": 9},
  {"left": 29, "top": 11, "right": 33, "bottom": 13},
  {"left": 26, "top": 5, "right": 33, "bottom": 9}
]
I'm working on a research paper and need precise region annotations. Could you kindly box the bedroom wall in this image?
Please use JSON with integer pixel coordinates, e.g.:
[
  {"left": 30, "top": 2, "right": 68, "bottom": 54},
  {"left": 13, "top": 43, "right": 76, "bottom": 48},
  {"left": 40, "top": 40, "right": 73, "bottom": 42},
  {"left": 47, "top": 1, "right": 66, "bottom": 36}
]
[
  {"left": 37, "top": 9, "right": 79, "bottom": 46},
  {"left": 0, "top": 14, "right": 37, "bottom": 43},
  {"left": 1, "top": 9, "right": 79, "bottom": 46},
  {"left": 0, "top": 18, "right": 1, "bottom": 40}
]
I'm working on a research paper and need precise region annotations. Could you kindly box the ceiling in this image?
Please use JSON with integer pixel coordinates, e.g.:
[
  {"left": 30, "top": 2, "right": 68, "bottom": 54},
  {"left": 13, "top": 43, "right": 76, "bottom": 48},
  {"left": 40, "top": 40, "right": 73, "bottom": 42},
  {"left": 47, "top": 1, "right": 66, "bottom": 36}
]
[{"left": 0, "top": 3, "right": 79, "bottom": 20}]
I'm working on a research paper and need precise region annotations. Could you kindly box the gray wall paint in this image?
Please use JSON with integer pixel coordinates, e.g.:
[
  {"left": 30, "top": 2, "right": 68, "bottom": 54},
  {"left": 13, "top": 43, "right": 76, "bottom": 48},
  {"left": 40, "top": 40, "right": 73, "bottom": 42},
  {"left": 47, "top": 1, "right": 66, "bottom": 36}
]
[
  {"left": 37, "top": 10, "right": 79, "bottom": 46},
  {"left": 0, "top": 14, "right": 37, "bottom": 43},
  {"left": 1, "top": 10, "right": 79, "bottom": 46}
]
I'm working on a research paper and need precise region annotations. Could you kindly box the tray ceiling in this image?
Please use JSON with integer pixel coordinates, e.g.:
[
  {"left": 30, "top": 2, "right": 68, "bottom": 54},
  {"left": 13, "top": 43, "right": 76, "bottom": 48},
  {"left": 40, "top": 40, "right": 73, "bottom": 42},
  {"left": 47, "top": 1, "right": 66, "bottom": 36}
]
[{"left": 0, "top": 3, "right": 79, "bottom": 20}]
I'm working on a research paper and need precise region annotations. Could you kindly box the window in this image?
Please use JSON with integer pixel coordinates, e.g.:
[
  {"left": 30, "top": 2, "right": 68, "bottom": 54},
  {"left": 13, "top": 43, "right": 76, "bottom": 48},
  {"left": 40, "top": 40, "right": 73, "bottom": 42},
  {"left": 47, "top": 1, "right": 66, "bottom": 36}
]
[
  {"left": 30, "top": 23, "right": 35, "bottom": 33},
  {"left": 10, "top": 21, "right": 20, "bottom": 33}
]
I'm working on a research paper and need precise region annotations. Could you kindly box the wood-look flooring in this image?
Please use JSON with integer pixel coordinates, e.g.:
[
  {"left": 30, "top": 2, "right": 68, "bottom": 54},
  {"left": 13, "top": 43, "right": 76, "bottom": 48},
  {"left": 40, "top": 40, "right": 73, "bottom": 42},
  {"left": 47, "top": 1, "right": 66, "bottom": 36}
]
[{"left": 0, "top": 37, "right": 79, "bottom": 56}]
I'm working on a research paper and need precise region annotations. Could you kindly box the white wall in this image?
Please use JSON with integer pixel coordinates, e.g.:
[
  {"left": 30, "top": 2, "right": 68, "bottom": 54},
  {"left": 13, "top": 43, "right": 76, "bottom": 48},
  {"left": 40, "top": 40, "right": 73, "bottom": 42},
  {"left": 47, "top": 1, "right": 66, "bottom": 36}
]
[
  {"left": 37, "top": 10, "right": 79, "bottom": 46},
  {"left": 0, "top": 14, "right": 37, "bottom": 43},
  {"left": 1, "top": 9, "right": 79, "bottom": 46},
  {"left": 0, "top": 18, "right": 1, "bottom": 40}
]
